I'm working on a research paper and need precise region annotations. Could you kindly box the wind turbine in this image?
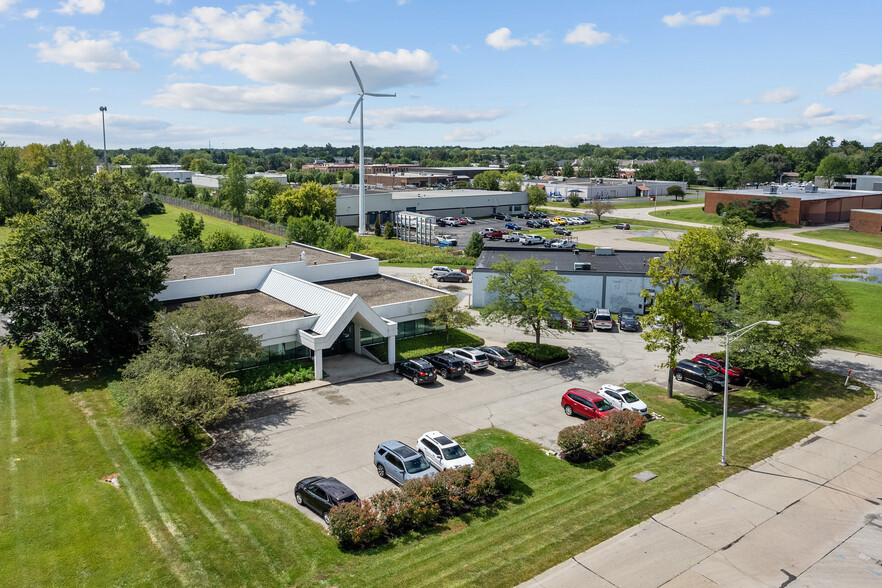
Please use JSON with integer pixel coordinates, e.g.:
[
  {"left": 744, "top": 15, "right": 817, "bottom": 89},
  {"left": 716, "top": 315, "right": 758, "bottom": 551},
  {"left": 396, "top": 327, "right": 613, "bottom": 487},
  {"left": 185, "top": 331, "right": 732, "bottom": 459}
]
[{"left": 348, "top": 61, "right": 395, "bottom": 234}]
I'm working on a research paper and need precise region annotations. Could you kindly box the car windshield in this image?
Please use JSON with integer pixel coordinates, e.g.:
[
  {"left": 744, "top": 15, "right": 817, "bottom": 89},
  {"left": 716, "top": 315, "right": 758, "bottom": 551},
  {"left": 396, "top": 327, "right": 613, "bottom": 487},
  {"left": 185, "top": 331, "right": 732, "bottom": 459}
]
[
  {"left": 621, "top": 311, "right": 636, "bottom": 320},
  {"left": 701, "top": 366, "right": 718, "bottom": 377},
  {"left": 596, "top": 314, "right": 611, "bottom": 321},
  {"left": 441, "top": 445, "right": 467, "bottom": 460},
  {"left": 404, "top": 456, "right": 431, "bottom": 474},
  {"left": 622, "top": 392, "right": 640, "bottom": 403},
  {"left": 595, "top": 398, "right": 615, "bottom": 412},
  {"left": 490, "top": 346, "right": 513, "bottom": 358}
]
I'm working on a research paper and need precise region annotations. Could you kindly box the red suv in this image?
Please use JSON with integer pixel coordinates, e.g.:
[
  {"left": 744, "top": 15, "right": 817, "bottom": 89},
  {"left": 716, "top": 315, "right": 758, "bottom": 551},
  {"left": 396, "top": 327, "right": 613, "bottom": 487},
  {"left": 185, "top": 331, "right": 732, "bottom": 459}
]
[
  {"left": 692, "top": 354, "right": 745, "bottom": 383},
  {"left": 561, "top": 389, "right": 618, "bottom": 419}
]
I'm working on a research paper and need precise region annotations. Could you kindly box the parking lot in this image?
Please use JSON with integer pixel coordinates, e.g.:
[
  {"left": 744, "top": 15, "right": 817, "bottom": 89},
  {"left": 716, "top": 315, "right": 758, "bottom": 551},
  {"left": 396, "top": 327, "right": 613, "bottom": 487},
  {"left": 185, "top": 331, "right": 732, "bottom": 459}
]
[{"left": 203, "top": 325, "right": 718, "bottom": 523}]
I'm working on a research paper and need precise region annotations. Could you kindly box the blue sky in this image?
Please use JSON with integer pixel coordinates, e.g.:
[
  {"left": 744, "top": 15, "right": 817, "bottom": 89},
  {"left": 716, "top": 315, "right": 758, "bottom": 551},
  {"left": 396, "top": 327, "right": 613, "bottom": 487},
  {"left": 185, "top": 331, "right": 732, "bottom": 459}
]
[{"left": 1, "top": 0, "right": 881, "bottom": 149}]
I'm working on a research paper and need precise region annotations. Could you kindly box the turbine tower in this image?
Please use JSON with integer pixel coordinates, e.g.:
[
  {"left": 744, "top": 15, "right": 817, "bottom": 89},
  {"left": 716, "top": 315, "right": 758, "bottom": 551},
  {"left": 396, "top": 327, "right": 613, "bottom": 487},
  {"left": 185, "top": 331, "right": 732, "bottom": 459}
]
[{"left": 348, "top": 61, "right": 395, "bottom": 234}]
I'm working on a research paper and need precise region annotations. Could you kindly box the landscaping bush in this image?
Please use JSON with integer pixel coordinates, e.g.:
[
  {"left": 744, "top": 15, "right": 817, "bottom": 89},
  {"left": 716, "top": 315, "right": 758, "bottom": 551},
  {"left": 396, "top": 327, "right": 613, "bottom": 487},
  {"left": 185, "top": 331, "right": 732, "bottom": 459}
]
[
  {"left": 557, "top": 411, "right": 646, "bottom": 463},
  {"left": 234, "top": 360, "right": 314, "bottom": 395},
  {"left": 328, "top": 448, "right": 520, "bottom": 550},
  {"left": 327, "top": 501, "right": 385, "bottom": 549},
  {"left": 507, "top": 341, "right": 569, "bottom": 364}
]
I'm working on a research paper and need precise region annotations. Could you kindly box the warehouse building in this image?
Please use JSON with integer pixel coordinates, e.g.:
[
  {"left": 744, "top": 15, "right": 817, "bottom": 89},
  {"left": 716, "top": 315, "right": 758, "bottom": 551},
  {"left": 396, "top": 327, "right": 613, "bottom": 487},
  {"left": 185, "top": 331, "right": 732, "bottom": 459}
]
[
  {"left": 704, "top": 185, "right": 882, "bottom": 225},
  {"left": 522, "top": 178, "right": 687, "bottom": 200},
  {"left": 849, "top": 209, "right": 882, "bottom": 235},
  {"left": 471, "top": 243, "right": 657, "bottom": 314}
]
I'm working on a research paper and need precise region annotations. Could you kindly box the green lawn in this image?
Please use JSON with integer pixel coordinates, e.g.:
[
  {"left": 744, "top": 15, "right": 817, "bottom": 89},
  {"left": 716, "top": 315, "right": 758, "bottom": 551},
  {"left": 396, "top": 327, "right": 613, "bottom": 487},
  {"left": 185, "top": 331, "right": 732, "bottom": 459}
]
[
  {"left": 831, "top": 281, "right": 882, "bottom": 356},
  {"left": 1, "top": 346, "right": 869, "bottom": 587},
  {"left": 771, "top": 240, "right": 880, "bottom": 264},
  {"left": 142, "top": 204, "right": 283, "bottom": 243},
  {"left": 796, "top": 228, "right": 882, "bottom": 251},
  {"left": 649, "top": 207, "right": 798, "bottom": 229}
]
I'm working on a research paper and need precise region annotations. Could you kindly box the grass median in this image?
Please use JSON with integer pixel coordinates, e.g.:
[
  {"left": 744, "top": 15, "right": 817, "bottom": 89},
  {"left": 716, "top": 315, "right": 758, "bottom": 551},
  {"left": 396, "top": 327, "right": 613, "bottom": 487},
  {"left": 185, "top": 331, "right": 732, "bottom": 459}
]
[
  {"left": 770, "top": 240, "right": 880, "bottom": 264},
  {"left": 142, "top": 204, "right": 282, "bottom": 243},
  {"left": 831, "top": 280, "right": 882, "bottom": 356},
  {"left": 793, "top": 228, "right": 882, "bottom": 251}
]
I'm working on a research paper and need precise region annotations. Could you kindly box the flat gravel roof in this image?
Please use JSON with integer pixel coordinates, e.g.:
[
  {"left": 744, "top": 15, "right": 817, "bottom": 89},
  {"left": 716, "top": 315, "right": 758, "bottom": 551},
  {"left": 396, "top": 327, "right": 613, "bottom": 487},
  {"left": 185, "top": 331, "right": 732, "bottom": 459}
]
[
  {"left": 164, "top": 291, "right": 309, "bottom": 326},
  {"left": 167, "top": 245, "right": 353, "bottom": 281},
  {"left": 318, "top": 275, "right": 445, "bottom": 306}
]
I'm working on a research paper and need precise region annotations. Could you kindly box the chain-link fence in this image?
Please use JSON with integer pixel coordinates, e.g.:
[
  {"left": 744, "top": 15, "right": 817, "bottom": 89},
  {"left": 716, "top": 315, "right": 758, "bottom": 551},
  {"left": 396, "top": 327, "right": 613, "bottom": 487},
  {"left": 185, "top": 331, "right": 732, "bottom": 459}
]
[{"left": 152, "top": 193, "right": 287, "bottom": 237}]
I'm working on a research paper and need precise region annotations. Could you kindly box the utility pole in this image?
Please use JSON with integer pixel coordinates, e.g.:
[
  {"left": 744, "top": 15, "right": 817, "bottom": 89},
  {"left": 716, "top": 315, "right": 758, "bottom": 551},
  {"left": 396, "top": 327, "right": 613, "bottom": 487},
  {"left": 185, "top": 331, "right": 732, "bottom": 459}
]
[{"left": 99, "top": 106, "right": 108, "bottom": 171}]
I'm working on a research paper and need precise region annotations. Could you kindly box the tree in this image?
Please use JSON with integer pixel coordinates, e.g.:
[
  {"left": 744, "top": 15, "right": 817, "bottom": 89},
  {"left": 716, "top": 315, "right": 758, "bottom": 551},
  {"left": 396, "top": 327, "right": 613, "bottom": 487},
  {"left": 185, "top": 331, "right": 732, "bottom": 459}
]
[
  {"left": 472, "top": 170, "right": 501, "bottom": 190},
  {"left": 561, "top": 161, "right": 575, "bottom": 178},
  {"left": 500, "top": 171, "right": 523, "bottom": 192},
  {"left": 464, "top": 231, "right": 484, "bottom": 257},
  {"left": 480, "top": 257, "right": 579, "bottom": 348},
  {"left": 0, "top": 143, "right": 43, "bottom": 223},
  {"left": 374, "top": 217, "right": 382, "bottom": 236},
  {"left": 118, "top": 367, "right": 242, "bottom": 441},
  {"left": 814, "top": 154, "right": 853, "bottom": 188},
  {"left": 221, "top": 153, "right": 247, "bottom": 214},
  {"left": 804, "top": 136, "right": 835, "bottom": 170},
  {"left": 640, "top": 246, "right": 714, "bottom": 398},
  {"left": 383, "top": 220, "right": 394, "bottom": 239},
  {"left": 122, "top": 297, "right": 263, "bottom": 379},
  {"left": 568, "top": 192, "right": 581, "bottom": 208},
  {"left": 743, "top": 159, "right": 774, "bottom": 185},
  {"left": 269, "top": 182, "right": 336, "bottom": 223},
  {"left": 587, "top": 199, "right": 615, "bottom": 220},
  {"left": 53, "top": 139, "right": 96, "bottom": 180},
  {"left": 203, "top": 229, "right": 246, "bottom": 252},
  {"left": 20, "top": 143, "right": 51, "bottom": 176},
  {"left": 700, "top": 159, "right": 728, "bottom": 188},
  {"left": 666, "top": 185, "right": 685, "bottom": 201},
  {"left": 730, "top": 261, "right": 850, "bottom": 385},
  {"left": 527, "top": 185, "right": 546, "bottom": 210},
  {"left": 175, "top": 211, "right": 205, "bottom": 243},
  {"left": 426, "top": 295, "right": 477, "bottom": 342},
  {"left": 747, "top": 196, "right": 789, "bottom": 222},
  {"left": 0, "top": 176, "right": 168, "bottom": 362},
  {"left": 248, "top": 176, "right": 285, "bottom": 216},
  {"left": 524, "top": 160, "right": 543, "bottom": 177}
]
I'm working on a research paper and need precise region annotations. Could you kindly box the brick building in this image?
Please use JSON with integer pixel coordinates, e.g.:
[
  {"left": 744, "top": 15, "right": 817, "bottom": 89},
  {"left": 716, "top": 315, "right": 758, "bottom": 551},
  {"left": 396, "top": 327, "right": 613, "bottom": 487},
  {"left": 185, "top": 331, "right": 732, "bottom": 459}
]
[
  {"left": 704, "top": 186, "right": 882, "bottom": 226},
  {"left": 849, "top": 209, "right": 882, "bottom": 235}
]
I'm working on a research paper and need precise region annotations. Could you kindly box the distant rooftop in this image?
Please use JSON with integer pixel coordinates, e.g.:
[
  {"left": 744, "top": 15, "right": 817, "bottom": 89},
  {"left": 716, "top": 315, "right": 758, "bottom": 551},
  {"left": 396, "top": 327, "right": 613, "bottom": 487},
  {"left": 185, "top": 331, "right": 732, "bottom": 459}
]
[
  {"left": 852, "top": 209, "right": 882, "bottom": 215},
  {"left": 475, "top": 243, "right": 658, "bottom": 274},
  {"left": 710, "top": 187, "right": 882, "bottom": 201},
  {"left": 166, "top": 245, "right": 353, "bottom": 281},
  {"left": 163, "top": 290, "right": 309, "bottom": 326},
  {"left": 318, "top": 275, "right": 444, "bottom": 306}
]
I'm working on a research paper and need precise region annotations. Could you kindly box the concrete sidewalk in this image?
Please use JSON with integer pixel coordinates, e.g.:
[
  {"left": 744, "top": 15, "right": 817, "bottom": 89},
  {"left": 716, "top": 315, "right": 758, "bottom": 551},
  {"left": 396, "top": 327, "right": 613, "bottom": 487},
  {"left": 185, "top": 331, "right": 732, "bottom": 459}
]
[{"left": 521, "top": 351, "right": 882, "bottom": 587}]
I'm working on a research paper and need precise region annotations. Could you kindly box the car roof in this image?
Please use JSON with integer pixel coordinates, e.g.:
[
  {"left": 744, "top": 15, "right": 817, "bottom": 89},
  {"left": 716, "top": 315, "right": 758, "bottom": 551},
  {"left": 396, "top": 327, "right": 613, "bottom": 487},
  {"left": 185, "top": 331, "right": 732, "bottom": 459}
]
[
  {"left": 380, "top": 440, "right": 420, "bottom": 458},
  {"left": 599, "top": 385, "right": 627, "bottom": 393},
  {"left": 421, "top": 431, "right": 458, "bottom": 447},
  {"left": 313, "top": 477, "right": 358, "bottom": 500},
  {"left": 566, "top": 388, "right": 603, "bottom": 401},
  {"left": 409, "top": 358, "right": 432, "bottom": 367},
  {"left": 595, "top": 309, "right": 611, "bottom": 315}
]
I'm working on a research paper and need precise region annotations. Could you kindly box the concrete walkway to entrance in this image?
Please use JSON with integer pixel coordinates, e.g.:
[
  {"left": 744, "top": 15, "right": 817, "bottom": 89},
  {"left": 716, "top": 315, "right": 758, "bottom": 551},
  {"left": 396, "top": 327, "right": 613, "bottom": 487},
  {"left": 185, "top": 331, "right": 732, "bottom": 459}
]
[
  {"left": 521, "top": 349, "right": 882, "bottom": 587},
  {"left": 321, "top": 352, "right": 392, "bottom": 384}
]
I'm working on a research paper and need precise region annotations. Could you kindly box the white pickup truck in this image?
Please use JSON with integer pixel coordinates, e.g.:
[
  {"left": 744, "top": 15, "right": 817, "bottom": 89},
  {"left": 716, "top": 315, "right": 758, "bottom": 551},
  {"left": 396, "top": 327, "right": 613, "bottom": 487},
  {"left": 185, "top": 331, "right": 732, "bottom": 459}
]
[
  {"left": 546, "top": 239, "right": 578, "bottom": 249},
  {"left": 519, "top": 234, "right": 545, "bottom": 246},
  {"left": 505, "top": 231, "right": 525, "bottom": 242}
]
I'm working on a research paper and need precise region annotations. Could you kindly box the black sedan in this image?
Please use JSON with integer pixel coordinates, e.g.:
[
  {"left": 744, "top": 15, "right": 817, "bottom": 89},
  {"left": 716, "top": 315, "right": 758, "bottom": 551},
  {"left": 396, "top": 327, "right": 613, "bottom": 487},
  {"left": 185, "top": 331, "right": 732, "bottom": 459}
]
[
  {"left": 436, "top": 270, "right": 469, "bottom": 283},
  {"left": 423, "top": 353, "right": 466, "bottom": 379},
  {"left": 394, "top": 358, "right": 437, "bottom": 384},
  {"left": 295, "top": 476, "right": 359, "bottom": 524}
]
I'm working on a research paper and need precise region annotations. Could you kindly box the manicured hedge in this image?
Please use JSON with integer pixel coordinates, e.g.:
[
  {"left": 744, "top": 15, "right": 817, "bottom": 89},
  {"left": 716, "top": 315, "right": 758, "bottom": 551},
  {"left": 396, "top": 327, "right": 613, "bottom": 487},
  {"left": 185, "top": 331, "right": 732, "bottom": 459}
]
[
  {"left": 557, "top": 410, "right": 646, "bottom": 463},
  {"left": 233, "top": 360, "right": 314, "bottom": 396},
  {"left": 507, "top": 341, "right": 569, "bottom": 366},
  {"left": 328, "top": 447, "right": 520, "bottom": 550}
]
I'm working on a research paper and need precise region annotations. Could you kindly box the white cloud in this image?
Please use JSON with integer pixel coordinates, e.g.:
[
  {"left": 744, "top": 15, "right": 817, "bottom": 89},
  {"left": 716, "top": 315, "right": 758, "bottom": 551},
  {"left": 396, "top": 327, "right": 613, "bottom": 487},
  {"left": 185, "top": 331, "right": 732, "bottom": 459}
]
[
  {"left": 826, "top": 63, "right": 882, "bottom": 95},
  {"left": 23, "top": 7, "right": 39, "bottom": 17},
  {"left": 303, "top": 106, "right": 505, "bottom": 130},
  {"left": 803, "top": 103, "right": 833, "bottom": 118},
  {"left": 148, "top": 82, "right": 341, "bottom": 114},
  {"left": 485, "top": 27, "right": 525, "bottom": 50},
  {"left": 34, "top": 27, "right": 141, "bottom": 73},
  {"left": 56, "top": 0, "right": 104, "bottom": 15},
  {"left": 742, "top": 86, "right": 798, "bottom": 104},
  {"left": 154, "top": 0, "right": 172, "bottom": 4},
  {"left": 137, "top": 2, "right": 308, "bottom": 50},
  {"left": 0, "top": 0, "right": 21, "bottom": 13},
  {"left": 564, "top": 23, "right": 612, "bottom": 47},
  {"left": 662, "top": 6, "right": 771, "bottom": 27},
  {"left": 443, "top": 128, "right": 498, "bottom": 143},
  {"left": 0, "top": 104, "right": 51, "bottom": 113}
]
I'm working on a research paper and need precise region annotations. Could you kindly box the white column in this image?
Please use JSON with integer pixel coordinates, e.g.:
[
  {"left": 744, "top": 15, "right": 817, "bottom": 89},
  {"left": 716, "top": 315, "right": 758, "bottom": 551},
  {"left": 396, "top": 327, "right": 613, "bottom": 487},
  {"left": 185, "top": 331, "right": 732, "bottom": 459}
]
[
  {"left": 387, "top": 336, "right": 396, "bottom": 365},
  {"left": 314, "top": 349, "right": 323, "bottom": 379},
  {"left": 354, "top": 329, "right": 362, "bottom": 356}
]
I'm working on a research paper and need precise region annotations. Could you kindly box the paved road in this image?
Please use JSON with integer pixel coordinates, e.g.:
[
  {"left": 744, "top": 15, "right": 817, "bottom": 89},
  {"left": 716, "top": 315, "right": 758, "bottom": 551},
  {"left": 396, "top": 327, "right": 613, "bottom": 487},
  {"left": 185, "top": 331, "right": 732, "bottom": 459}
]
[{"left": 522, "top": 348, "right": 882, "bottom": 588}]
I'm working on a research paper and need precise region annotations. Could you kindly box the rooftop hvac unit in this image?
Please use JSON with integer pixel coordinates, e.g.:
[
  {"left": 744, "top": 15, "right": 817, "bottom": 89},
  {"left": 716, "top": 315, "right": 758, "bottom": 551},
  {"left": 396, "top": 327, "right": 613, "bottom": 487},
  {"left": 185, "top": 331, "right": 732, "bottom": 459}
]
[
  {"left": 574, "top": 262, "right": 592, "bottom": 271},
  {"left": 768, "top": 185, "right": 777, "bottom": 194},
  {"left": 595, "top": 247, "right": 615, "bottom": 256}
]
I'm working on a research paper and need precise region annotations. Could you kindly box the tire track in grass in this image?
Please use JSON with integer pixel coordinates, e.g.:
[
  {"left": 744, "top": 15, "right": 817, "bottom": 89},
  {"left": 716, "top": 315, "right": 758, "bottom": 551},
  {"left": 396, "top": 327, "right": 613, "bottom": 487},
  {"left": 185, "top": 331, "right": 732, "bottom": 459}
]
[
  {"left": 4, "top": 348, "right": 17, "bottom": 446},
  {"left": 105, "top": 420, "right": 209, "bottom": 584},
  {"left": 196, "top": 475, "right": 289, "bottom": 585},
  {"left": 75, "top": 402, "right": 188, "bottom": 586},
  {"left": 170, "top": 464, "right": 257, "bottom": 588}
]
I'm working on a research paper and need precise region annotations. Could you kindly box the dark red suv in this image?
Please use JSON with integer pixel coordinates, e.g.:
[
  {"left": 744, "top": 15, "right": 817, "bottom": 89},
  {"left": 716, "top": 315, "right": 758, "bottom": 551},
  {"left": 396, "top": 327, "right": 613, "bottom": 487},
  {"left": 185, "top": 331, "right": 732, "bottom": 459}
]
[
  {"left": 692, "top": 354, "right": 745, "bottom": 383},
  {"left": 561, "top": 389, "right": 618, "bottom": 419}
]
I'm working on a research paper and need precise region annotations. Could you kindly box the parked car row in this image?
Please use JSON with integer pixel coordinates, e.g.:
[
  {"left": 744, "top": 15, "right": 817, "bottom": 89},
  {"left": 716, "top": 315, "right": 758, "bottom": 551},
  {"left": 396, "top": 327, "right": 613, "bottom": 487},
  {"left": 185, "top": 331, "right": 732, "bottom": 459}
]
[
  {"left": 437, "top": 217, "right": 475, "bottom": 227},
  {"left": 561, "top": 384, "right": 650, "bottom": 419},
  {"left": 393, "top": 346, "right": 517, "bottom": 385},
  {"left": 673, "top": 354, "right": 746, "bottom": 392}
]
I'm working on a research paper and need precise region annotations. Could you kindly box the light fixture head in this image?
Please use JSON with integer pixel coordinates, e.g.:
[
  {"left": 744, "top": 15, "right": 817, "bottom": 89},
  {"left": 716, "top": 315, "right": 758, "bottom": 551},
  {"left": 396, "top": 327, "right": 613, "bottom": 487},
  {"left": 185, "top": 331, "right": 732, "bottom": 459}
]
[{"left": 765, "top": 320, "right": 781, "bottom": 326}]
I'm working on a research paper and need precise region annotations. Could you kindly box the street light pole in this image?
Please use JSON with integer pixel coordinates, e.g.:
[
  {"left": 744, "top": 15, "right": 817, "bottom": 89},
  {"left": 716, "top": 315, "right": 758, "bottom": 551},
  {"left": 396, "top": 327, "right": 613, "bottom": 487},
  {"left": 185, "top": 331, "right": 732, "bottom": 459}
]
[
  {"left": 721, "top": 319, "right": 780, "bottom": 466},
  {"left": 99, "top": 106, "right": 108, "bottom": 171}
]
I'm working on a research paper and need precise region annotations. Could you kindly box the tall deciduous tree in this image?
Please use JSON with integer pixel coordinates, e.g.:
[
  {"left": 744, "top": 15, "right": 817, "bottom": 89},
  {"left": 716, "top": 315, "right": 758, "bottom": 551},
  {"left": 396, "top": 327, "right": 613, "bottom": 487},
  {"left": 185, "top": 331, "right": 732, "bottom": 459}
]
[
  {"left": 731, "top": 261, "right": 849, "bottom": 385},
  {"left": 814, "top": 154, "right": 853, "bottom": 188},
  {"left": 527, "top": 185, "right": 546, "bottom": 210},
  {"left": 221, "top": 153, "right": 247, "bottom": 214},
  {"left": 640, "top": 247, "right": 714, "bottom": 398},
  {"left": 426, "top": 295, "right": 477, "bottom": 342},
  {"left": 480, "top": 257, "right": 579, "bottom": 348},
  {"left": 0, "top": 143, "right": 43, "bottom": 223},
  {"left": 587, "top": 199, "right": 615, "bottom": 220},
  {"left": 0, "top": 176, "right": 169, "bottom": 362},
  {"left": 561, "top": 161, "right": 575, "bottom": 178},
  {"left": 473, "top": 170, "right": 501, "bottom": 190},
  {"left": 500, "top": 171, "right": 523, "bottom": 192},
  {"left": 53, "top": 139, "right": 96, "bottom": 180},
  {"left": 270, "top": 181, "right": 337, "bottom": 223},
  {"left": 666, "top": 185, "right": 685, "bottom": 200}
]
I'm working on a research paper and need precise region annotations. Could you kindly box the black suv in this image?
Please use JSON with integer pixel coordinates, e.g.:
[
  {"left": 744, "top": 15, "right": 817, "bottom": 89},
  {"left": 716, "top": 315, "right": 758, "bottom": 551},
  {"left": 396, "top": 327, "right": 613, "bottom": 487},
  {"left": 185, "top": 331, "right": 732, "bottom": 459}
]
[
  {"left": 294, "top": 476, "right": 359, "bottom": 524},
  {"left": 394, "top": 358, "right": 437, "bottom": 384},
  {"left": 492, "top": 212, "right": 511, "bottom": 221},
  {"left": 422, "top": 353, "right": 466, "bottom": 379},
  {"left": 618, "top": 307, "right": 640, "bottom": 332},
  {"left": 674, "top": 359, "right": 726, "bottom": 391}
]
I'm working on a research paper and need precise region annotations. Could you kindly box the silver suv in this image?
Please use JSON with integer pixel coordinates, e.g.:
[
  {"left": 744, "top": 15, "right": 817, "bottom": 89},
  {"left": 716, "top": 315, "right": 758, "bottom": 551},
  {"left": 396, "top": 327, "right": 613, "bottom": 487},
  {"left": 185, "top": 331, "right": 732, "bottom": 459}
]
[
  {"left": 444, "top": 347, "right": 490, "bottom": 372},
  {"left": 373, "top": 440, "right": 433, "bottom": 484}
]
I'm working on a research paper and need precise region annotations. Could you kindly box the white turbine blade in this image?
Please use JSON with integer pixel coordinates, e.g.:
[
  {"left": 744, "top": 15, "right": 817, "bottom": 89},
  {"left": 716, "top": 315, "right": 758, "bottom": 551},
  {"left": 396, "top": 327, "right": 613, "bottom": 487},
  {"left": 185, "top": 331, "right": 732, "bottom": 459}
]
[
  {"left": 349, "top": 61, "right": 365, "bottom": 93},
  {"left": 365, "top": 92, "right": 396, "bottom": 97},
  {"left": 347, "top": 96, "right": 363, "bottom": 123}
]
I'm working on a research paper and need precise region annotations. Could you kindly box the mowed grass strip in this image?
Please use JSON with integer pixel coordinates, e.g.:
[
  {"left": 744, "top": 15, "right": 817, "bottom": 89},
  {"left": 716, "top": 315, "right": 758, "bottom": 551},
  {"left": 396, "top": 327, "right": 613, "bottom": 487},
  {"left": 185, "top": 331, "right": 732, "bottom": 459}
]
[
  {"left": 771, "top": 239, "right": 880, "bottom": 264},
  {"left": 795, "top": 228, "right": 882, "bottom": 251},
  {"left": 142, "top": 204, "right": 282, "bottom": 243},
  {"left": 830, "top": 281, "right": 882, "bottom": 356}
]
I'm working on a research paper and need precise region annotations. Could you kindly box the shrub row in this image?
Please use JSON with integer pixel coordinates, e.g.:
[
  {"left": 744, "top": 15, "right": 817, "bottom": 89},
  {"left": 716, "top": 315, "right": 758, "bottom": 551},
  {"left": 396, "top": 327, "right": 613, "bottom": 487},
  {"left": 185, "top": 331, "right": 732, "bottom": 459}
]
[
  {"left": 507, "top": 341, "right": 569, "bottom": 364},
  {"left": 328, "top": 448, "right": 520, "bottom": 549},
  {"left": 233, "top": 360, "right": 314, "bottom": 395},
  {"left": 557, "top": 410, "right": 646, "bottom": 463}
]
